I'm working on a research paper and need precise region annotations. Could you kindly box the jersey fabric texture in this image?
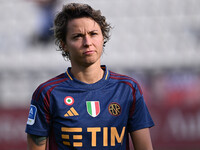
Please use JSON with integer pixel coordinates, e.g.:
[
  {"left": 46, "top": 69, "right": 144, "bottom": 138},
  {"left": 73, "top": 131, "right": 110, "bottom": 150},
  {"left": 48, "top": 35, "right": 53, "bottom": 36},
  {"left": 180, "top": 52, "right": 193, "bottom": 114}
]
[{"left": 25, "top": 65, "right": 154, "bottom": 150}]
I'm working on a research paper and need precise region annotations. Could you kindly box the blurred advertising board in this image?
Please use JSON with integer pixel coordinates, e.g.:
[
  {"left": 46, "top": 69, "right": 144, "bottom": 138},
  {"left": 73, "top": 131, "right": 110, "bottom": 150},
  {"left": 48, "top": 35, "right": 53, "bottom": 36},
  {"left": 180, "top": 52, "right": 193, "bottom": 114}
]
[
  {"left": 151, "top": 69, "right": 200, "bottom": 150},
  {"left": 0, "top": 108, "right": 28, "bottom": 150},
  {"left": 151, "top": 105, "right": 200, "bottom": 150},
  {"left": 128, "top": 68, "right": 200, "bottom": 150}
]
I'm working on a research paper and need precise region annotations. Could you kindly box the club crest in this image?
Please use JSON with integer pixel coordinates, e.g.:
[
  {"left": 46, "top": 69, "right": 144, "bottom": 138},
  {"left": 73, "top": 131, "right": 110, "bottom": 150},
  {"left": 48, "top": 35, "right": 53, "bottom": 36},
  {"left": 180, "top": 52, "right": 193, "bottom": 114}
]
[
  {"left": 108, "top": 102, "right": 121, "bottom": 116},
  {"left": 86, "top": 101, "right": 100, "bottom": 117}
]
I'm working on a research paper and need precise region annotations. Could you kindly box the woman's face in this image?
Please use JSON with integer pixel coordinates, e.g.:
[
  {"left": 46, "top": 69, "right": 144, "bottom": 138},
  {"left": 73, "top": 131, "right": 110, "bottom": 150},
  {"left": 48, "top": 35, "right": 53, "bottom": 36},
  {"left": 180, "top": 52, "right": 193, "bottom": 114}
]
[{"left": 65, "top": 17, "right": 104, "bottom": 67}]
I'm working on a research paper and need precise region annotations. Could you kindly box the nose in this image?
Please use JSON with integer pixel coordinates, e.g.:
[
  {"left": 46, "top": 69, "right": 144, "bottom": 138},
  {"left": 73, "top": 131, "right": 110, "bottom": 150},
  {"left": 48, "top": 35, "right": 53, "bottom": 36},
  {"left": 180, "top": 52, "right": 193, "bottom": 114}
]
[{"left": 83, "top": 35, "right": 92, "bottom": 47}]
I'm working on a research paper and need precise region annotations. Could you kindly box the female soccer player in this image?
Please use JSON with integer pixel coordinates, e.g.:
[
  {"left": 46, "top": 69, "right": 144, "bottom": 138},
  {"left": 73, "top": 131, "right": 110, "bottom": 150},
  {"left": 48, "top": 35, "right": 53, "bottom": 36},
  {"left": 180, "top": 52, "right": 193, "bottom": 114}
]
[{"left": 26, "top": 3, "right": 154, "bottom": 150}]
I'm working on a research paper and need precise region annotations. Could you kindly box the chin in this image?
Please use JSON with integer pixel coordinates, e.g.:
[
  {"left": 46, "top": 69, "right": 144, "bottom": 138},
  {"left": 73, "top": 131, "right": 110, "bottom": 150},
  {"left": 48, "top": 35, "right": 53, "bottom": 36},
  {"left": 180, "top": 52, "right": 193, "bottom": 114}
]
[
  {"left": 84, "top": 56, "right": 100, "bottom": 64},
  {"left": 82, "top": 59, "right": 100, "bottom": 67},
  {"left": 82, "top": 61, "right": 97, "bottom": 67}
]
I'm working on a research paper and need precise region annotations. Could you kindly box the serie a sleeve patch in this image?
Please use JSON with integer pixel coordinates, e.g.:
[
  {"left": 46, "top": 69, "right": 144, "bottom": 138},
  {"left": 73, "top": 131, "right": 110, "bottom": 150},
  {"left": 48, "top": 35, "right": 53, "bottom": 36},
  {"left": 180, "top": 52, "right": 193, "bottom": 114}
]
[{"left": 27, "top": 105, "right": 37, "bottom": 125}]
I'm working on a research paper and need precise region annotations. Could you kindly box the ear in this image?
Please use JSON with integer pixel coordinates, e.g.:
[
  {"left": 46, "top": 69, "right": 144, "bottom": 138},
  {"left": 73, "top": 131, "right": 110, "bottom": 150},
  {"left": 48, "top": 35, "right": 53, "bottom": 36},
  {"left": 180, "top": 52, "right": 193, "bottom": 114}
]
[{"left": 61, "top": 40, "right": 67, "bottom": 50}]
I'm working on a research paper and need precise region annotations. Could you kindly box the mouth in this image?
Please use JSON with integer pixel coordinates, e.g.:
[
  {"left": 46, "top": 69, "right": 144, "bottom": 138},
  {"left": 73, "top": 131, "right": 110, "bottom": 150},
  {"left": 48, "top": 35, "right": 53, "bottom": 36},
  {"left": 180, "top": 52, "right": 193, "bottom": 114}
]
[{"left": 83, "top": 50, "right": 95, "bottom": 55}]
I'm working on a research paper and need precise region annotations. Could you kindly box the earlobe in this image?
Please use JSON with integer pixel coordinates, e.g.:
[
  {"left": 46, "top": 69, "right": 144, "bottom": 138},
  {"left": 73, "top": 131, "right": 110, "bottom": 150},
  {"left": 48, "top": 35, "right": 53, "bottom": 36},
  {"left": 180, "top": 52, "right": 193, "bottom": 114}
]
[
  {"left": 61, "top": 41, "right": 67, "bottom": 50},
  {"left": 60, "top": 41, "right": 70, "bottom": 59}
]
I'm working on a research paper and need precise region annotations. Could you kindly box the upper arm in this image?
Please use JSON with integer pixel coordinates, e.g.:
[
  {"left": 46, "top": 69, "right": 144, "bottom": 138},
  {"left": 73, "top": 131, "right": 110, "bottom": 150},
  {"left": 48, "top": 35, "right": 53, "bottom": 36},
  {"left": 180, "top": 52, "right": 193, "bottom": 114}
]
[
  {"left": 27, "top": 134, "right": 47, "bottom": 150},
  {"left": 130, "top": 128, "right": 153, "bottom": 150}
]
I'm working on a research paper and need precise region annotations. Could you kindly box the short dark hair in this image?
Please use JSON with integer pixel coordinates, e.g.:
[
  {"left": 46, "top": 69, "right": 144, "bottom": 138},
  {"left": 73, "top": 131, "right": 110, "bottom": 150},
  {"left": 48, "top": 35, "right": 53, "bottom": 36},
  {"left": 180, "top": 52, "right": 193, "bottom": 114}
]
[{"left": 53, "top": 3, "right": 112, "bottom": 59}]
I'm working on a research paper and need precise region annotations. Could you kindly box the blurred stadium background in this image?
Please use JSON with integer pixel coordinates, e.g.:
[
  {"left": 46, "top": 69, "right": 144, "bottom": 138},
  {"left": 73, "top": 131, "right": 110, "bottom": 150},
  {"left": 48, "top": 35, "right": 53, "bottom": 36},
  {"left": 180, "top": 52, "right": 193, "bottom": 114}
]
[{"left": 0, "top": 0, "right": 200, "bottom": 149}]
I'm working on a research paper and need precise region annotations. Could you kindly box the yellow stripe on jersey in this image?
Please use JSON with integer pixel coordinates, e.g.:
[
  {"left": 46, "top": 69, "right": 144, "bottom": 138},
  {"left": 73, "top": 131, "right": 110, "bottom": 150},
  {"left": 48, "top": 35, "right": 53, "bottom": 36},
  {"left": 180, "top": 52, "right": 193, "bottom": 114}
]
[
  {"left": 62, "top": 127, "right": 82, "bottom": 132},
  {"left": 62, "top": 134, "right": 69, "bottom": 139},
  {"left": 73, "top": 142, "right": 83, "bottom": 147},
  {"left": 70, "top": 107, "right": 79, "bottom": 115},
  {"left": 73, "top": 135, "right": 82, "bottom": 140},
  {"left": 63, "top": 141, "right": 70, "bottom": 146},
  {"left": 66, "top": 70, "right": 73, "bottom": 80},
  {"left": 105, "top": 69, "right": 108, "bottom": 80}
]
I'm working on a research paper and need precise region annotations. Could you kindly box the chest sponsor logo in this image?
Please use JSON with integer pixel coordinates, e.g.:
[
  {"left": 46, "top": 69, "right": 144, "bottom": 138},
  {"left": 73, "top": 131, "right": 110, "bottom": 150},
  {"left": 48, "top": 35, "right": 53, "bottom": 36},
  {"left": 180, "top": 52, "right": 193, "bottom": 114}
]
[
  {"left": 86, "top": 101, "right": 100, "bottom": 117},
  {"left": 64, "top": 96, "right": 74, "bottom": 106},
  {"left": 64, "top": 107, "right": 79, "bottom": 117},
  {"left": 108, "top": 102, "right": 121, "bottom": 116},
  {"left": 61, "top": 126, "right": 125, "bottom": 147}
]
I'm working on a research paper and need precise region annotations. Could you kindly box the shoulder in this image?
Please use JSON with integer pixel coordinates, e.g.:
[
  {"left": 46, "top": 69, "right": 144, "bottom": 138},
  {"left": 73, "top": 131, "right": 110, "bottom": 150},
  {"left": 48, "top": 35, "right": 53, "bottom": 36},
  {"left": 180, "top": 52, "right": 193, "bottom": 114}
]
[
  {"left": 109, "top": 71, "right": 139, "bottom": 86},
  {"left": 109, "top": 71, "right": 143, "bottom": 94},
  {"left": 32, "top": 73, "right": 68, "bottom": 101}
]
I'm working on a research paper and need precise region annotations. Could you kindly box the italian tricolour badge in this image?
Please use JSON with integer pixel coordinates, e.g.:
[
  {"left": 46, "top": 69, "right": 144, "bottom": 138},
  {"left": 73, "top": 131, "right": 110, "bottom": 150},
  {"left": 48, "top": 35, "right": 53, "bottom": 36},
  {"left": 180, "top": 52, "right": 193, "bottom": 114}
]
[
  {"left": 64, "top": 96, "right": 74, "bottom": 106},
  {"left": 86, "top": 101, "right": 100, "bottom": 117}
]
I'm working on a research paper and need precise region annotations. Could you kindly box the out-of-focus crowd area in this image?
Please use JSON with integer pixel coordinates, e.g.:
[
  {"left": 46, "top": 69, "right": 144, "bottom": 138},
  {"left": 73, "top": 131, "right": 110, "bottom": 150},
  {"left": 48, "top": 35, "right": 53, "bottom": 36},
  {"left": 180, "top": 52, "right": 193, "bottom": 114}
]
[{"left": 0, "top": 0, "right": 200, "bottom": 149}]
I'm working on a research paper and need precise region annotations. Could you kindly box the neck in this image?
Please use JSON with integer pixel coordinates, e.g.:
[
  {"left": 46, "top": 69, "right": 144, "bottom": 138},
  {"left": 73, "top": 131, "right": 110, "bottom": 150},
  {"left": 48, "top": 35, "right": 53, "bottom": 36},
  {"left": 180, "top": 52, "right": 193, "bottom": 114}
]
[{"left": 70, "top": 63, "right": 104, "bottom": 84}]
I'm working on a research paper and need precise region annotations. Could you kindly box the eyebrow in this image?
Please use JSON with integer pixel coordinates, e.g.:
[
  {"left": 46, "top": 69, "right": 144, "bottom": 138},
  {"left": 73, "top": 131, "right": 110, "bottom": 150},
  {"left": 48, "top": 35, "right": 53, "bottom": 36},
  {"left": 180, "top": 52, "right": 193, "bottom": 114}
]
[{"left": 71, "top": 30, "right": 99, "bottom": 35}]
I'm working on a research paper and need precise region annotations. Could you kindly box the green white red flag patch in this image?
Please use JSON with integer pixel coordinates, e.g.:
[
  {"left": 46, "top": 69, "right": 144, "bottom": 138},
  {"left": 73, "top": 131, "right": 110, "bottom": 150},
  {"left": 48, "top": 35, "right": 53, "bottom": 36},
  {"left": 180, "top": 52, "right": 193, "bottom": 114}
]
[
  {"left": 86, "top": 101, "right": 100, "bottom": 117},
  {"left": 64, "top": 96, "right": 74, "bottom": 106}
]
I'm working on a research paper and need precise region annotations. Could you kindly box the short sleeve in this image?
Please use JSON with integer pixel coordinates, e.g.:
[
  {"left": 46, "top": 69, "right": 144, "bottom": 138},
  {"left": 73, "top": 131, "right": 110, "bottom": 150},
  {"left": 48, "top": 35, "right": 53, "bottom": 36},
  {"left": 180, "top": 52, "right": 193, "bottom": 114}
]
[
  {"left": 127, "top": 84, "right": 154, "bottom": 133},
  {"left": 25, "top": 88, "right": 50, "bottom": 136}
]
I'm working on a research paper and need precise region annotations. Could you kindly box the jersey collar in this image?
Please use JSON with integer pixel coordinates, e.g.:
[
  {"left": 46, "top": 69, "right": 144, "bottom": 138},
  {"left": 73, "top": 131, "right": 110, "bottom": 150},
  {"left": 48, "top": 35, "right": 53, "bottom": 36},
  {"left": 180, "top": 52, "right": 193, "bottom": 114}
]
[{"left": 65, "top": 65, "right": 110, "bottom": 90}]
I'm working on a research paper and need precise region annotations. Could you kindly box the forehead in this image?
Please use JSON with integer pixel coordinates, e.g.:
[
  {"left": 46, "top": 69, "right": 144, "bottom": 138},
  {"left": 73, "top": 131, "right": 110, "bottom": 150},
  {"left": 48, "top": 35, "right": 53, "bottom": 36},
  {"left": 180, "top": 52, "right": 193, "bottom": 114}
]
[{"left": 67, "top": 17, "right": 101, "bottom": 32}]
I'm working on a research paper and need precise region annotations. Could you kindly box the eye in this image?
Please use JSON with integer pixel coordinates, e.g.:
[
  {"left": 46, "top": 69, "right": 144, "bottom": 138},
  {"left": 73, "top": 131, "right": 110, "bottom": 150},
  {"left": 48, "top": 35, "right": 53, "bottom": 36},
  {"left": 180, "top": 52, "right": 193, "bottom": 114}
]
[
  {"left": 90, "top": 32, "right": 98, "bottom": 36},
  {"left": 73, "top": 34, "right": 83, "bottom": 40}
]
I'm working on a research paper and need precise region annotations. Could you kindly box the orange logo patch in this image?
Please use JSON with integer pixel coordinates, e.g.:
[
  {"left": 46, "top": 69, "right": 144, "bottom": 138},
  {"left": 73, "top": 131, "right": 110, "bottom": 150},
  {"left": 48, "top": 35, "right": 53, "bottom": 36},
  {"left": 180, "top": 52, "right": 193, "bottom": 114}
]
[{"left": 108, "top": 102, "right": 121, "bottom": 116}]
